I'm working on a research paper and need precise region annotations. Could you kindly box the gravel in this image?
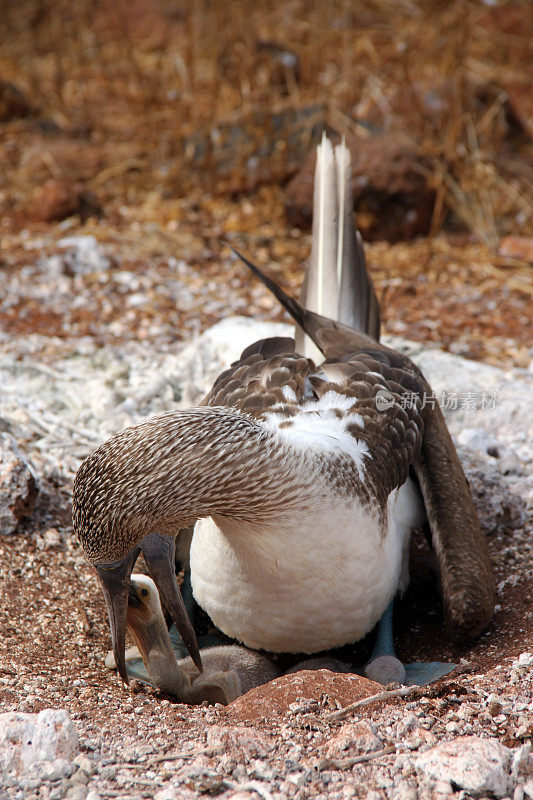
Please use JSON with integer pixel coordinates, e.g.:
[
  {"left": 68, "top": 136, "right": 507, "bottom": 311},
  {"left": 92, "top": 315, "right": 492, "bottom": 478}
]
[{"left": 0, "top": 239, "right": 531, "bottom": 799}]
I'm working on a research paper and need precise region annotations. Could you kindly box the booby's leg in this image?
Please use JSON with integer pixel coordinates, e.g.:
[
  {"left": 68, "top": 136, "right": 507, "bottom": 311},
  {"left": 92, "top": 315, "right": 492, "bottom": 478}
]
[
  {"left": 364, "top": 599, "right": 456, "bottom": 687},
  {"left": 364, "top": 599, "right": 406, "bottom": 685}
]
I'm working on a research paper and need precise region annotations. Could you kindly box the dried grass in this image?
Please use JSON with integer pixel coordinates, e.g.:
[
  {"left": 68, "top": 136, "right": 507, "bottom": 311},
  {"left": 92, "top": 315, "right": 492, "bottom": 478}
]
[{"left": 0, "top": 0, "right": 532, "bottom": 241}]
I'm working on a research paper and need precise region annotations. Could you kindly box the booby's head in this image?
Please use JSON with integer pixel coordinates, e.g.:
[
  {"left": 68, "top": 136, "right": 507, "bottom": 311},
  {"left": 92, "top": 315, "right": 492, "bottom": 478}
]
[{"left": 72, "top": 420, "right": 203, "bottom": 685}]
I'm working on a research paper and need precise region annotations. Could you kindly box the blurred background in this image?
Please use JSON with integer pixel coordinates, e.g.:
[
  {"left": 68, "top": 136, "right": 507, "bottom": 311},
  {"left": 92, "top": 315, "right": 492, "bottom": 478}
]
[{"left": 0, "top": 0, "right": 532, "bottom": 366}]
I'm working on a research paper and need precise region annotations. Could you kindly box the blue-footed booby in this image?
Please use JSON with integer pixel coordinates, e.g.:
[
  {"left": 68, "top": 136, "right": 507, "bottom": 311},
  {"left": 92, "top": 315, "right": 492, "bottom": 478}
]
[{"left": 73, "top": 135, "right": 494, "bottom": 693}]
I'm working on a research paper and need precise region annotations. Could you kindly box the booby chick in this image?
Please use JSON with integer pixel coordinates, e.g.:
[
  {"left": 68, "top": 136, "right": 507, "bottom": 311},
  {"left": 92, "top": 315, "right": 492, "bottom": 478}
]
[
  {"left": 73, "top": 136, "right": 494, "bottom": 688},
  {"left": 105, "top": 574, "right": 364, "bottom": 701},
  {"left": 106, "top": 574, "right": 279, "bottom": 704}
]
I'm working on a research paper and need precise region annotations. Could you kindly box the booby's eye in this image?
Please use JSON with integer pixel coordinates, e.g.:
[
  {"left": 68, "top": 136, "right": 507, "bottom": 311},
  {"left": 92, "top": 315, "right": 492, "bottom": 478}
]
[{"left": 141, "top": 588, "right": 149, "bottom": 597}]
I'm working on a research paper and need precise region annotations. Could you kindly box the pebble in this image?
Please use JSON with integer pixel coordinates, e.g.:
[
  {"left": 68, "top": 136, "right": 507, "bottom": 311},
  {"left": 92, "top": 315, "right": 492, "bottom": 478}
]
[
  {"left": 28, "top": 758, "right": 76, "bottom": 781},
  {"left": 73, "top": 755, "right": 96, "bottom": 777},
  {"left": 65, "top": 785, "right": 88, "bottom": 800},
  {"left": 324, "top": 720, "right": 382, "bottom": 757}
]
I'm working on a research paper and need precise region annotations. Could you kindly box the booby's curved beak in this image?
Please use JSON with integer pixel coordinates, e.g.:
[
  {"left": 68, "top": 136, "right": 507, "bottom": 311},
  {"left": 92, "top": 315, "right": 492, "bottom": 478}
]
[
  {"left": 95, "top": 533, "right": 202, "bottom": 685},
  {"left": 96, "top": 553, "right": 138, "bottom": 685},
  {"left": 140, "top": 532, "right": 202, "bottom": 674}
]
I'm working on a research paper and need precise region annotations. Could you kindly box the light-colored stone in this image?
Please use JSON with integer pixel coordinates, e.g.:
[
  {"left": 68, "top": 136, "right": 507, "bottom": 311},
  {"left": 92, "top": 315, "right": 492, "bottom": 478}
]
[
  {"left": 73, "top": 754, "right": 96, "bottom": 777},
  {"left": 511, "top": 743, "right": 532, "bottom": 777},
  {"left": 324, "top": 720, "right": 382, "bottom": 757},
  {"left": 53, "top": 235, "right": 110, "bottom": 275},
  {"left": 206, "top": 725, "right": 274, "bottom": 758},
  {"left": 65, "top": 785, "right": 88, "bottom": 800},
  {"left": 28, "top": 757, "right": 75, "bottom": 781},
  {"left": 515, "top": 653, "right": 533, "bottom": 669},
  {"left": 0, "top": 432, "right": 38, "bottom": 534},
  {"left": 154, "top": 788, "right": 182, "bottom": 800},
  {"left": 0, "top": 708, "right": 79, "bottom": 776},
  {"left": 415, "top": 736, "right": 511, "bottom": 798}
]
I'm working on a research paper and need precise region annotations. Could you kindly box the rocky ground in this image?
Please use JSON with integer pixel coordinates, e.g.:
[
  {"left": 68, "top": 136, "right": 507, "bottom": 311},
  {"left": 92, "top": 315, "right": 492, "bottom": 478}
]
[{"left": 0, "top": 232, "right": 532, "bottom": 800}]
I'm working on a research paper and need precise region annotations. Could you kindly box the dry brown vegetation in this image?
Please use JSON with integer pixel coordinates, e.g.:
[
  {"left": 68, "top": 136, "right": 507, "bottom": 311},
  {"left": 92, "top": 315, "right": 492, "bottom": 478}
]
[{"left": 0, "top": 0, "right": 532, "bottom": 365}]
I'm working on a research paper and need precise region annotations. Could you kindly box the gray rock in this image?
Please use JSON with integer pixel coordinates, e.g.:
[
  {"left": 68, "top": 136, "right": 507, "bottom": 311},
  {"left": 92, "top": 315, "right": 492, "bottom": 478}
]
[
  {"left": 50, "top": 784, "right": 69, "bottom": 800},
  {"left": 54, "top": 235, "right": 111, "bottom": 275},
  {"left": 456, "top": 444, "right": 526, "bottom": 536},
  {"left": 72, "top": 754, "right": 96, "bottom": 777},
  {"left": 70, "top": 768, "right": 89, "bottom": 785},
  {"left": 28, "top": 757, "right": 75, "bottom": 781},
  {"left": 0, "top": 709, "right": 79, "bottom": 776},
  {"left": 514, "top": 652, "right": 533, "bottom": 669},
  {"left": 415, "top": 736, "right": 512, "bottom": 798},
  {"left": 65, "top": 785, "right": 88, "bottom": 800},
  {"left": 457, "top": 427, "right": 502, "bottom": 457},
  {"left": 154, "top": 788, "right": 181, "bottom": 800},
  {"left": 97, "top": 764, "right": 117, "bottom": 780},
  {"left": 0, "top": 432, "right": 38, "bottom": 534},
  {"left": 511, "top": 743, "right": 532, "bottom": 778}
]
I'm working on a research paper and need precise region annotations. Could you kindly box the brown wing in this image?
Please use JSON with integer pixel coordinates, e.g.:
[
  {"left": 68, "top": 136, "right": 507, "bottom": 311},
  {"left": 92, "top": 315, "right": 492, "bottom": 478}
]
[
  {"left": 202, "top": 340, "right": 314, "bottom": 418},
  {"left": 203, "top": 333, "right": 425, "bottom": 503},
  {"left": 230, "top": 249, "right": 495, "bottom": 642}
]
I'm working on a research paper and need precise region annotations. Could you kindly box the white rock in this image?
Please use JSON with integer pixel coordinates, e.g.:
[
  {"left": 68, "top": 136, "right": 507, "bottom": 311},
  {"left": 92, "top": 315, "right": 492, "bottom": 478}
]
[
  {"left": 0, "top": 708, "right": 79, "bottom": 775},
  {"left": 65, "top": 786, "right": 88, "bottom": 800},
  {"left": 433, "top": 780, "right": 453, "bottom": 795},
  {"left": 392, "top": 781, "right": 418, "bottom": 800},
  {"left": 0, "top": 432, "right": 38, "bottom": 534},
  {"left": 177, "top": 316, "right": 292, "bottom": 405},
  {"left": 415, "top": 736, "right": 511, "bottom": 798},
  {"left": 511, "top": 743, "right": 532, "bottom": 777},
  {"left": 56, "top": 235, "right": 111, "bottom": 274},
  {"left": 324, "top": 720, "right": 382, "bottom": 757},
  {"left": 28, "top": 757, "right": 75, "bottom": 781},
  {"left": 457, "top": 427, "right": 501, "bottom": 456},
  {"left": 515, "top": 653, "right": 533, "bottom": 669},
  {"left": 73, "top": 753, "right": 97, "bottom": 777},
  {"left": 154, "top": 789, "right": 180, "bottom": 800}
]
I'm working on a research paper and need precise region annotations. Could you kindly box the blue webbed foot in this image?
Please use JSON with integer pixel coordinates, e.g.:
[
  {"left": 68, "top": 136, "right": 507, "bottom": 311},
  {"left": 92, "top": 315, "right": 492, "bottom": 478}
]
[{"left": 364, "top": 599, "right": 456, "bottom": 687}]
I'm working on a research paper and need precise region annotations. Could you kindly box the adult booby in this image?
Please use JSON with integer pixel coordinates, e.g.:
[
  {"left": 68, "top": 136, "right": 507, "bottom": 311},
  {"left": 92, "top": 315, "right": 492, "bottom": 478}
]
[{"left": 73, "top": 136, "right": 494, "bottom": 692}]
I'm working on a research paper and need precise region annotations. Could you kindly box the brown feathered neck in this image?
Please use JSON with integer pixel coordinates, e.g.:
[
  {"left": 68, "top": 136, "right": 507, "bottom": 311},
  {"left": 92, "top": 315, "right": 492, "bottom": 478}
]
[{"left": 72, "top": 406, "right": 356, "bottom": 565}]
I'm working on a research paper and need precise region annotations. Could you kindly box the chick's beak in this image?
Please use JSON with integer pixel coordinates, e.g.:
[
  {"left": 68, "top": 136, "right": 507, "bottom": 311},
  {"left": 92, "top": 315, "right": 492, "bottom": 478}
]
[{"left": 96, "top": 552, "right": 137, "bottom": 685}]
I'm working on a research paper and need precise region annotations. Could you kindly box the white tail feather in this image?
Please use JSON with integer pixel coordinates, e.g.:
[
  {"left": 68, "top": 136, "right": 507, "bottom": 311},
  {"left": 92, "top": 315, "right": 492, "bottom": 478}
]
[
  {"left": 296, "top": 134, "right": 380, "bottom": 359},
  {"left": 335, "top": 139, "right": 349, "bottom": 288}
]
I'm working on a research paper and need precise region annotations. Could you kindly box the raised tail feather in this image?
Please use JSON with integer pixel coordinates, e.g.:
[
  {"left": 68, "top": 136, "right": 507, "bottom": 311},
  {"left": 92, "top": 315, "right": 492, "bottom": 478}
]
[{"left": 296, "top": 134, "right": 380, "bottom": 361}]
